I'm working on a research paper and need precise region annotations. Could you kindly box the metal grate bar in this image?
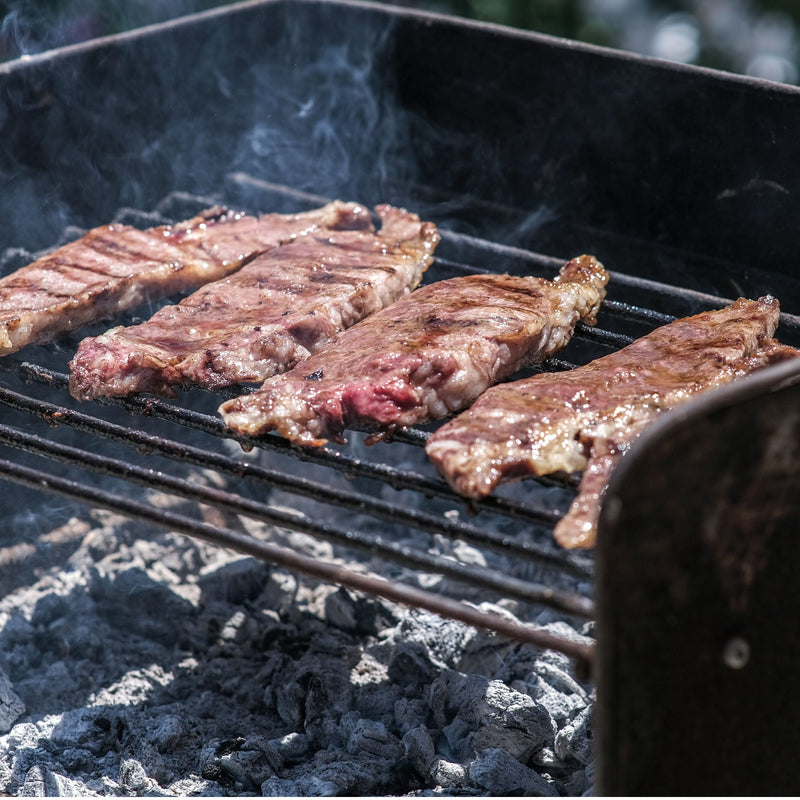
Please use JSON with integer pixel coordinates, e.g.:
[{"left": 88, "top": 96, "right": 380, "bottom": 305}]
[
  {"left": 0, "top": 422, "right": 592, "bottom": 615},
  {"left": 0, "top": 393, "right": 590, "bottom": 580},
  {"left": 600, "top": 300, "right": 674, "bottom": 327},
  {"left": 0, "top": 456, "right": 595, "bottom": 666},
  {"left": 4, "top": 361, "right": 580, "bottom": 530}
]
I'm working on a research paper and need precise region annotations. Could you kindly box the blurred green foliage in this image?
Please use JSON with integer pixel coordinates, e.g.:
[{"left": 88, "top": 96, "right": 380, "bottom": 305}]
[
  {"left": 1, "top": 0, "right": 798, "bottom": 82},
  {"left": 391, "top": 0, "right": 800, "bottom": 40},
  {"left": 388, "top": 0, "right": 800, "bottom": 82}
]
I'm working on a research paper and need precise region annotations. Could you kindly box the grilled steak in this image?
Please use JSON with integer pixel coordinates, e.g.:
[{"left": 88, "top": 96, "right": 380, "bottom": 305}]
[
  {"left": 0, "top": 201, "right": 368, "bottom": 357},
  {"left": 218, "top": 255, "right": 609, "bottom": 445},
  {"left": 425, "top": 296, "right": 800, "bottom": 549},
  {"left": 69, "top": 205, "right": 438, "bottom": 400}
]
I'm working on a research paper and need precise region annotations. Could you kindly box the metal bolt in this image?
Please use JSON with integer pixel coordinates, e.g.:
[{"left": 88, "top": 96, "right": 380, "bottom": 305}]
[{"left": 722, "top": 636, "right": 750, "bottom": 669}]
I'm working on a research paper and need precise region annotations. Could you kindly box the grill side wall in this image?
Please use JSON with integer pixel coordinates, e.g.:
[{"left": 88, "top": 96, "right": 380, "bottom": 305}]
[
  {"left": 596, "top": 358, "right": 800, "bottom": 795},
  {"left": 1, "top": 0, "right": 800, "bottom": 295}
]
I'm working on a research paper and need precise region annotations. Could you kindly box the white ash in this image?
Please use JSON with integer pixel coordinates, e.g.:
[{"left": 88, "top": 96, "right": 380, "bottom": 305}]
[
  {"left": 0, "top": 493, "right": 595, "bottom": 796},
  {"left": 0, "top": 667, "right": 24, "bottom": 735}
]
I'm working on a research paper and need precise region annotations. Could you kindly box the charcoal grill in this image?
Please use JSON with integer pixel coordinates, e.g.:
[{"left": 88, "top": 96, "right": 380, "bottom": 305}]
[{"left": 3, "top": 0, "right": 800, "bottom": 794}]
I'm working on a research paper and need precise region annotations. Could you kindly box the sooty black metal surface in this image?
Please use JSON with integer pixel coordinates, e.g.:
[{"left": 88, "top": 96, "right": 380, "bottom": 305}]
[{"left": 596, "top": 357, "right": 800, "bottom": 795}]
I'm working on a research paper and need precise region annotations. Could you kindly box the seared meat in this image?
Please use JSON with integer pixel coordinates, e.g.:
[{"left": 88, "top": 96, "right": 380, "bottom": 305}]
[
  {"left": 69, "top": 204, "right": 438, "bottom": 400},
  {"left": 0, "top": 201, "right": 367, "bottom": 357},
  {"left": 218, "top": 255, "right": 608, "bottom": 445},
  {"left": 425, "top": 296, "right": 800, "bottom": 549}
]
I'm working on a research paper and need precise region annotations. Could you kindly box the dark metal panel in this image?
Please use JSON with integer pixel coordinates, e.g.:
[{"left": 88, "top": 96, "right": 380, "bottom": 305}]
[
  {"left": 595, "top": 357, "right": 800, "bottom": 795},
  {"left": 1, "top": 1, "right": 800, "bottom": 296}
]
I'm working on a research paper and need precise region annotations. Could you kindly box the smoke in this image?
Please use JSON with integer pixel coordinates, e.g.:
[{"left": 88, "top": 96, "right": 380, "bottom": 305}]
[
  {"left": 0, "top": 1, "right": 642, "bottom": 261},
  {"left": 0, "top": 1, "right": 236, "bottom": 61},
  {"left": 235, "top": 30, "right": 410, "bottom": 205},
  {"left": 0, "top": 2, "right": 103, "bottom": 60},
  {"left": 0, "top": 1, "right": 450, "bottom": 249}
]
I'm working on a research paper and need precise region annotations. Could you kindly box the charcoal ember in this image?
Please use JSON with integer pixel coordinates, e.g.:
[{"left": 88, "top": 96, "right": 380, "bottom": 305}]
[
  {"left": 263, "top": 732, "right": 312, "bottom": 770},
  {"left": 88, "top": 565, "right": 198, "bottom": 644},
  {"left": 478, "top": 618, "right": 593, "bottom": 725},
  {"left": 146, "top": 713, "right": 187, "bottom": 754},
  {"left": 401, "top": 725, "right": 436, "bottom": 775},
  {"left": 260, "top": 652, "right": 294, "bottom": 713},
  {"left": 305, "top": 672, "right": 355, "bottom": 745},
  {"left": 530, "top": 746, "right": 571, "bottom": 776},
  {"left": 524, "top": 667, "right": 590, "bottom": 724},
  {"left": 47, "top": 619, "right": 104, "bottom": 663},
  {"left": 86, "top": 775, "right": 124, "bottom": 795},
  {"left": 349, "top": 651, "right": 404, "bottom": 727},
  {"left": 0, "top": 517, "right": 93, "bottom": 598},
  {"left": 51, "top": 747, "right": 95, "bottom": 775},
  {"left": 0, "top": 611, "right": 34, "bottom": 646},
  {"left": 3, "top": 724, "right": 46, "bottom": 790},
  {"left": 199, "top": 737, "right": 272, "bottom": 792},
  {"left": 536, "top": 619, "right": 596, "bottom": 665},
  {"left": 256, "top": 570, "right": 300, "bottom": 621},
  {"left": 215, "top": 609, "right": 259, "bottom": 645},
  {"left": 90, "top": 664, "right": 173, "bottom": 711},
  {"left": 0, "top": 475, "right": 594, "bottom": 796},
  {"left": 271, "top": 652, "right": 355, "bottom": 740},
  {"left": 41, "top": 708, "right": 118, "bottom": 758},
  {"left": 274, "top": 679, "right": 306, "bottom": 729},
  {"left": 393, "top": 610, "right": 472, "bottom": 669},
  {"left": 197, "top": 556, "right": 271, "bottom": 605},
  {"left": 387, "top": 640, "right": 441, "bottom": 688},
  {"left": 343, "top": 717, "right": 402, "bottom": 760},
  {"left": 429, "top": 757, "right": 468, "bottom": 789},
  {"left": 457, "top": 641, "right": 518, "bottom": 679},
  {"left": 324, "top": 587, "right": 396, "bottom": 635},
  {"left": 393, "top": 696, "right": 429, "bottom": 734},
  {"left": 167, "top": 776, "right": 225, "bottom": 796},
  {"left": 19, "top": 765, "right": 92, "bottom": 797},
  {"left": 554, "top": 705, "right": 594, "bottom": 765},
  {"left": 468, "top": 747, "right": 559, "bottom": 796},
  {"left": 563, "top": 766, "right": 592, "bottom": 796},
  {"left": 118, "top": 758, "right": 155, "bottom": 794},
  {"left": 261, "top": 775, "right": 339, "bottom": 796},
  {"left": 535, "top": 659, "right": 589, "bottom": 699},
  {"left": 430, "top": 672, "right": 556, "bottom": 762},
  {"left": 29, "top": 592, "right": 70, "bottom": 628},
  {"left": 0, "top": 667, "right": 24, "bottom": 733},
  {"left": 262, "top": 749, "right": 401, "bottom": 796}
]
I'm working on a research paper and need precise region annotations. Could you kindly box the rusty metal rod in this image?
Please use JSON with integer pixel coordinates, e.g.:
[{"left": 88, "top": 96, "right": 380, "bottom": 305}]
[
  {"left": 0, "top": 457, "right": 595, "bottom": 667},
  {"left": 0, "top": 376, "right": 584, "bottom": 544},
  {"left": 0, "top": 425, "right": 594, "bottom": 615},
  {"left": 0, "top": 387, "right": 592, "bottom": 581}
]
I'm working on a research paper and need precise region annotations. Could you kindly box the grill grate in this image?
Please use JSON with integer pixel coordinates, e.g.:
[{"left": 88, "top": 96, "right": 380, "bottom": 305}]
[{"left": 2, "top": 177, "right": 800, "bottom": 670}]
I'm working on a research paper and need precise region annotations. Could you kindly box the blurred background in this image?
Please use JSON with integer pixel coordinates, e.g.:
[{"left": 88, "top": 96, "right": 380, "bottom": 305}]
[{"left": 0, "top": 0, "right": 798, "bottom": 84}]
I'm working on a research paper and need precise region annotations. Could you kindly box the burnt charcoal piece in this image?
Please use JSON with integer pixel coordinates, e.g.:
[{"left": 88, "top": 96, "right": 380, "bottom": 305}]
[
  {"left": 219, "top": 255, "right": 608, "bottom": 445},
  {"left": 69, "top": 204, "right": 438, "bottom": 399},
  {"left": 426, "top": 295, "right": 800, "bottom": 548},
  {"left": 2, "top": 203, "right": 355, "bottom": 357}
]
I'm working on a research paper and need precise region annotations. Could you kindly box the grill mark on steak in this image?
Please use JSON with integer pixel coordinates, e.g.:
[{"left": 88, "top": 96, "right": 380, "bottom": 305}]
[
  {"left": 68, "top": 204, "right": 438, "bottom": 399},
  {"left": 1, "top": 202, "right": 367, "bottom": 356},
  {"left": 424, "top": 296, "right": 800, "bottom": 549},
  {"left": 218, "top": 255, "right": 608, "bottom": 446}
]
